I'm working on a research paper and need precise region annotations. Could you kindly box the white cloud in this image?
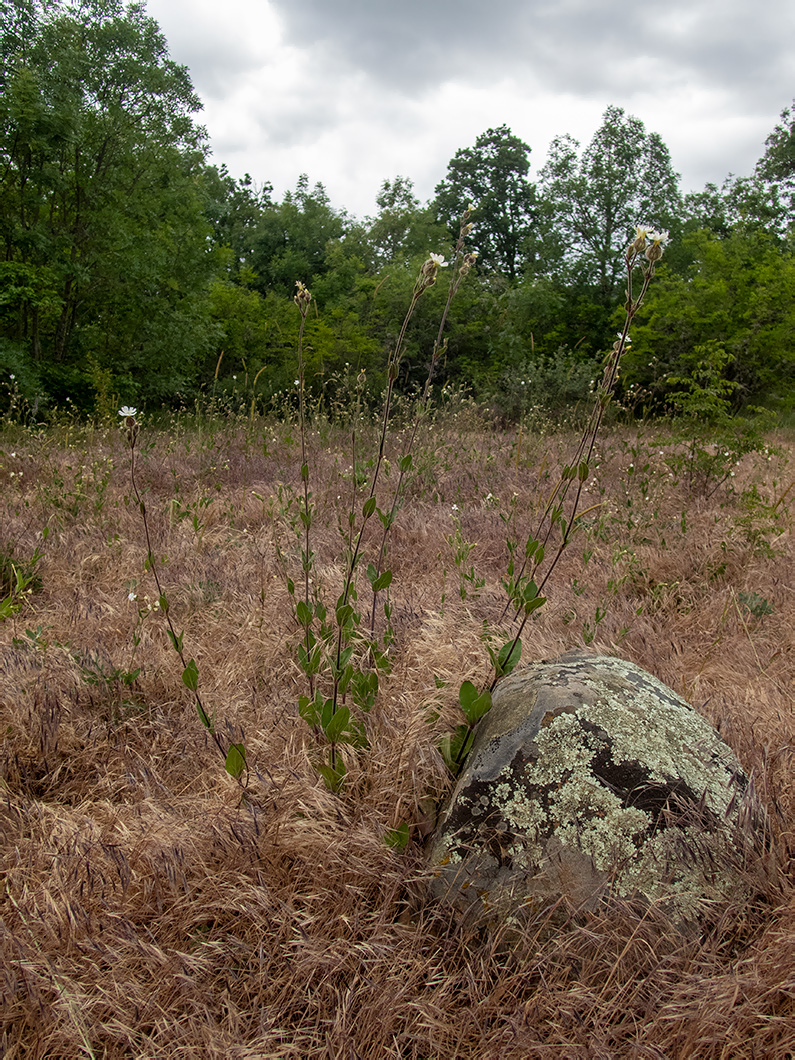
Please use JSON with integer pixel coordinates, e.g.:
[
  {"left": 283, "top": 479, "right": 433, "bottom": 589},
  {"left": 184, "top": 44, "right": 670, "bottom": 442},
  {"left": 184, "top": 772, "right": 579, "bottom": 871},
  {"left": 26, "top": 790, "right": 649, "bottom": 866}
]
[{"left": 145, "top": 0, "right": 793, "bottom": 217}]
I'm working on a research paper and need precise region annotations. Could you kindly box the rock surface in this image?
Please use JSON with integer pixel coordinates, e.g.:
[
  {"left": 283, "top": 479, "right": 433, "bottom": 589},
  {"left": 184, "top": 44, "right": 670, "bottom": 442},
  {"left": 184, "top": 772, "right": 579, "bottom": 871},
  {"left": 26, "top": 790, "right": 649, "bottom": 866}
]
[{"left": 429, "top": 651, "right": 761, "bottom": 927}]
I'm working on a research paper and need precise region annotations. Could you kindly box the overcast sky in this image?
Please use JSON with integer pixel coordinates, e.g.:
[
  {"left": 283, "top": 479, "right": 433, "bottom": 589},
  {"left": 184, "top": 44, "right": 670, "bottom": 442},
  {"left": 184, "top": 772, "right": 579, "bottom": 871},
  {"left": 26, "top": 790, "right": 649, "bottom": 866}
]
[{"left": 145, "top": 0, "right": 793, "bottom": 220}]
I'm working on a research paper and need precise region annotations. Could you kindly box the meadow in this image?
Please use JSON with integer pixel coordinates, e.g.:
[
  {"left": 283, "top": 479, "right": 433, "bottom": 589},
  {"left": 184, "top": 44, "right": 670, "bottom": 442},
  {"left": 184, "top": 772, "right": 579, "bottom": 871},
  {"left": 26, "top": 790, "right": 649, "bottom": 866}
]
[{"left": 0, "top": 397, "right": 793, "bottom": 1059}]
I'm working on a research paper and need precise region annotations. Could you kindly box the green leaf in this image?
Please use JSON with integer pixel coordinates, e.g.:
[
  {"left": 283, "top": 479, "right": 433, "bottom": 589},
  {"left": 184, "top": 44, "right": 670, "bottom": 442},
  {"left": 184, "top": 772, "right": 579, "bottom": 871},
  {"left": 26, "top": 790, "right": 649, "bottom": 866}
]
[
  {"left": 336, "top": 602, "right": 354, "bottom": 627},
  {"left": 324, "top": 705, "right": 350, "bottom": 743},
  {"left": 167, "top": 628, "right": 183, "bottom": 653},
  {"left": 524, "top": 595, "right": 546, "bottom": 617},
  {"left": 298, "top": 693, "right": 321, "bottom": 727},
  {"left": 182, "top": 658, "right": 199, "bottom": 691},
  {"left": 351, "top": 670, "right": 378, "bottom": 711},
  {"left": 578, "top": 461, "right": 589, "bottom": 482},
  {"left": 296, "top": 600, "right": 313, "bottom": 626},
  {"left": 496, "top": 637, "right": 522, "bottom": 676},
  {"left": 385, "top": 822, "right": 410, "bottom": 850},
  {"left": 224, "top": 743, "right": 246, "bottom": 779},
  {"left": 297, "top": 642, "right": 320, "bottom": 675},
  {"left": 372, "top": 570, "right": 392, "bottom": 593},
  {"left": 465, "top": 690, "right": 492, "bottom": 725},
  {"left": 337, "top": 645, "right": 355, "bottom": 673},
  {"left": 399, "top": 454, "right": 413, "bottom": 473},
  {"left": 362, "top": 496, "right": 377, "bottom": 519},
  {"left": 196, "top": 701, "right": 213, "bottom": 732},
  {"left": 458, "top": 680, "right": 478, "bottom": 712},
  {"left": 338, "top": 663, "right": 355, "bottom": 696},
  {"left": 317, "top": 755, "right": 347, "bottom": 792},
  {"left": 439, "top": 724, "right": 475, "bottom": 773},
  {"left": 320, "top": 697, "right": 334, "bottom": 731}
]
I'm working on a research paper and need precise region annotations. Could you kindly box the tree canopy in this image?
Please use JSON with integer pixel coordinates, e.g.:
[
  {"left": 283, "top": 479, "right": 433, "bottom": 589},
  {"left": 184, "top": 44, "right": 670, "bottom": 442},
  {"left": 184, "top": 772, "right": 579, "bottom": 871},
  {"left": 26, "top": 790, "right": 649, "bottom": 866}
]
[
  {"left": 0, "top": 0, "right": 216, "bottom": 405},
  {"left": 0, "top": 6, "right": 791, "bottom": 419},
  {"left": 433, "top": 125, "right": 537, "bottom": 282},
  {"left": 539, "top": 106, "right": 681, "bottom": 303}
]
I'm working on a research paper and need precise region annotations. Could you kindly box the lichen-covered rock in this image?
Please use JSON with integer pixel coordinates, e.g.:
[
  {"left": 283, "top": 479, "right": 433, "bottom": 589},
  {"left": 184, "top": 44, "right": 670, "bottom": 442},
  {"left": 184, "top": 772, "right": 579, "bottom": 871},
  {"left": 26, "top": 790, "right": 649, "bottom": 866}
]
[{"left": 429, "top": 651, "right": 762, "bottom": 926}]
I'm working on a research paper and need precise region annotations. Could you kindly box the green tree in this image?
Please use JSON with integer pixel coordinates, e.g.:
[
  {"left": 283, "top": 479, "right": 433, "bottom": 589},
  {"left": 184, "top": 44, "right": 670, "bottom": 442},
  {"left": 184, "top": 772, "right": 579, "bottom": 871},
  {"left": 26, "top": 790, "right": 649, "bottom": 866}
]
[
  {"left": 623, "top": 228, "right": 795, "bottom": 410},
  {"left": 755, "top": 100, "right": 795, "bottom": 233},
  {"left": 203, "top": 165, "right": 273, "bottom": 280},
  {"left": 539, "top": 106, "right": 681, "bottom": 303},
  {"left": 249, "top": 175, "right": 347, "bottom": 298},
  {"left": 433, "top": 125, "right": 537, "bottom": 281},
  {"left": 365, "top": 176, "right": 444, "bottom": 267},
  {"left": 0, "top": 0, "right": 217, "bottom": 406}
]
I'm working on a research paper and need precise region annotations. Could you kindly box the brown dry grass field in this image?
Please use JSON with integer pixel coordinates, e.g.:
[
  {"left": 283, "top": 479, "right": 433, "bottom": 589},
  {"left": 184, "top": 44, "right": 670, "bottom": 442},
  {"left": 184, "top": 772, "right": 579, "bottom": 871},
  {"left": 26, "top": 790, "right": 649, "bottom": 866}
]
[{"left": 1, "top": 407, "right": 793, "bottom": 1059}]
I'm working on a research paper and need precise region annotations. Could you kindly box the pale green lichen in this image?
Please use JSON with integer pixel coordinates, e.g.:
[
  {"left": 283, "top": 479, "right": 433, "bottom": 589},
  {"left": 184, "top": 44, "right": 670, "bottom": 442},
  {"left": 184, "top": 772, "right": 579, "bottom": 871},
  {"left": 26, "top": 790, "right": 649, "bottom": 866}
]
[{"left": 430, "top": 654, "right": 756, "bottom": 924}]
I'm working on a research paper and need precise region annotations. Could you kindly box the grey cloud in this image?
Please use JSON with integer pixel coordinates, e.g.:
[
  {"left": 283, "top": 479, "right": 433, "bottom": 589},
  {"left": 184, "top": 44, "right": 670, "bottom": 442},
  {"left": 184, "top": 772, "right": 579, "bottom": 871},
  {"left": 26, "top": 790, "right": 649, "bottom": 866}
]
[{"left": 269, "top": 0, "right": 792, "bottom": 113}]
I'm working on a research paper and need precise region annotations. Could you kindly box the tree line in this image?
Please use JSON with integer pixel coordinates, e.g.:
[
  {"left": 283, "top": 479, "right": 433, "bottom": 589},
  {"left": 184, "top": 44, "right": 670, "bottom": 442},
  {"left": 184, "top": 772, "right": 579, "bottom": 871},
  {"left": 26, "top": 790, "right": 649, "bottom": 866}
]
[{"left": 1, "top": 0, "right": 793, "bottom": 417}]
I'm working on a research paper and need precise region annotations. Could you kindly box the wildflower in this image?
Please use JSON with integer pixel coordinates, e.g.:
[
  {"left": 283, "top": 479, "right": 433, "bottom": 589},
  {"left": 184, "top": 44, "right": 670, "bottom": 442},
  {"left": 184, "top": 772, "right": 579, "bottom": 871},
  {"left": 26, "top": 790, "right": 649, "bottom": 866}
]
[
  {"left": 294, "top": 281, "right": 311, "bottom": 312},
  {"left": 631, "top": 225, "right": 651, "bottom": 253},
  {"left": 645, "top": 229, "right": 669, "bottom": 265},
  {"left": 128, "top": 591, "right": 137, "bottom": 602},
  {"left": 9, "top": 373, "right": 15, "bottom": 380},
  {"left": 415, "top": 253, "right": 447, "bottom": 294},
  {"left": 451, "top": 504, "right": 459, "bottom": 512},
  {"left": 294, "top": 379, "right": 300, "bottom": 387},
  {"left": 118, "top": 405, "right": 137, "bottom": 419},
  {"left": 458, "top": 250, "right": 478, "bottom": 279}
]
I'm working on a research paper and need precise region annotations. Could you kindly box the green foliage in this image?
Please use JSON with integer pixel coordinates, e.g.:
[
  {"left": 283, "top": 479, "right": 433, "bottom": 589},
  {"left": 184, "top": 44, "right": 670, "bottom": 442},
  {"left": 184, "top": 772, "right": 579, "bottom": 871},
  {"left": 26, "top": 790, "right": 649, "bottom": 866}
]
[
  {"left": 624, "top": 229, "right": 795, "bottom": 409},
  {"left": 366, "top": 176, "right": 446, "bottom": 267},
  {"left": 0, "top": 0, "right": 218, "bottom": 408},
  {"left": 539, "top": 106, "right": 681, "bottom": 303},
  {"left": 384, "top": 822, "right": 410, "bottom": 850},
  {"left": 0, "top": 539, "right": 44, "bottom": 621},
  {"left": 496, "top": 346, "right": 596, "bottom": 423},
  {"left": 661, "top": 341, "right": 774, "bottom": 497},
  {"left": 248, "top": 175, "right": 347, "bottom": 298},
  {"left": 755, "top": 99, "right": 795, "bottom": 232},
  {"left": 434, "top": 125, "right": 536, "bottom": 281},
  {"left": 738, "top": 591, "right": 774, "bottom": 618}
]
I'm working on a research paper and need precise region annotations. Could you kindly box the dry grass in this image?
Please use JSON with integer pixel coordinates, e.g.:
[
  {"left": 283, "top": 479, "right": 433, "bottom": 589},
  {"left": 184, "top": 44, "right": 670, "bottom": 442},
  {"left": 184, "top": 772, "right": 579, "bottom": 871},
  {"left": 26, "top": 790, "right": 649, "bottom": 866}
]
[{"left": 1, "top": 411, "right": 793, "bottom": 1059}]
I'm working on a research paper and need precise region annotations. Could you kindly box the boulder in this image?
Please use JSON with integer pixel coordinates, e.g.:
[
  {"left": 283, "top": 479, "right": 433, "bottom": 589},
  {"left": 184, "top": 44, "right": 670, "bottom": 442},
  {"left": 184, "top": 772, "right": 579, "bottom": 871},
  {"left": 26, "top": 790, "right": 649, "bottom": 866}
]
[{"left": 429, "top": 651, "right": 763, "bottom": 928}]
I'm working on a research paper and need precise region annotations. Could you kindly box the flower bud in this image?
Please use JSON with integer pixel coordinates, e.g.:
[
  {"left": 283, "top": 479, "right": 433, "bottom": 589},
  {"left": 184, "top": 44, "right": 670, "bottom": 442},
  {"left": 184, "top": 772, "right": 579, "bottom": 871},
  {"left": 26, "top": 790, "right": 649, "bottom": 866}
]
[{"left": 294, "top": 281, "right": 312, "bottom": 312}]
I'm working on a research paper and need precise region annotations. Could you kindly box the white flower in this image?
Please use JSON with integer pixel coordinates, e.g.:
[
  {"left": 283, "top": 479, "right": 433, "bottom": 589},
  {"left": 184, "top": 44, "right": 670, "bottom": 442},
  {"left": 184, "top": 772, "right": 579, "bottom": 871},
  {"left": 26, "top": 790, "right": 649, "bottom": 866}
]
[
  {"left": 128, "top": 592, "right": 137, "bottom": 601},
  {"left": 451, "top": 503, "right": 459, "bottom": 512},
  {"left": 9, "top": 373, "right": 15, "bottom": 380},
  {"left": 429, "top": 252, "right": 448, "bottom": 267},
  {"left": 294, "top": 379, "right": 300, "bottom": 387},
  {"left": 648, "top": 229, "right": 669, "bottom": 246},
  {"left": 118, "top": 405, "right": 137, "bottom": 418}
]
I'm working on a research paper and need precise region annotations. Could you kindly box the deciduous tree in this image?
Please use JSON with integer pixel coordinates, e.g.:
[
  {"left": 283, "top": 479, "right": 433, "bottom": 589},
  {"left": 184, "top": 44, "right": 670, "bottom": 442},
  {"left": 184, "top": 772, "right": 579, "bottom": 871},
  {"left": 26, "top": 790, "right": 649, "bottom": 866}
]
[
  {"left": 433, "top": 125, "right": 537, "bottom": 282},
  {"left": 539, "top": 106, "right": 681, "bottom": 303}
]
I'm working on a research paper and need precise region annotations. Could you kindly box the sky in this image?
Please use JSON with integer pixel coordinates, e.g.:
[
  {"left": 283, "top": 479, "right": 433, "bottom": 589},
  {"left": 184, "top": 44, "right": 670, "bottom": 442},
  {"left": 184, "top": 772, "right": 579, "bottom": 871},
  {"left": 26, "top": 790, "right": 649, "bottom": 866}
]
[{"left": 145, "top": 0, "right": 793, "bottom": 220}]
